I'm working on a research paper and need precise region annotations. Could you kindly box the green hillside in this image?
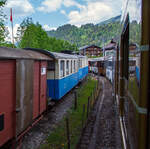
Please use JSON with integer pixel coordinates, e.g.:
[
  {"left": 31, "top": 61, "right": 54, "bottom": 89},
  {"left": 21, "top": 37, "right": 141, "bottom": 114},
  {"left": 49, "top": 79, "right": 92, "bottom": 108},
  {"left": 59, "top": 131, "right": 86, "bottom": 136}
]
[{"left": 47, "top": 15, "right": 140, "bottom": 48}]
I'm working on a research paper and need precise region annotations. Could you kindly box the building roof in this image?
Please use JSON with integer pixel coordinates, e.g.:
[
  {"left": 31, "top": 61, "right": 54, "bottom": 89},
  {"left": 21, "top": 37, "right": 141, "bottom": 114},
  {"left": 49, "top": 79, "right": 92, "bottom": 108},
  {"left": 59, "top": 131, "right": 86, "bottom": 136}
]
[
  {"left": 103, "top": 39, "right": 117, "bottom": 51},
  {"left": 0, "top": 47, "right": 52, "bottom": 60},
  {"left": 79, "top": 45, "right": 101, "bottom": 50},
  {"left": 103, "top": 43, "right": 116, "bottom": 50}
]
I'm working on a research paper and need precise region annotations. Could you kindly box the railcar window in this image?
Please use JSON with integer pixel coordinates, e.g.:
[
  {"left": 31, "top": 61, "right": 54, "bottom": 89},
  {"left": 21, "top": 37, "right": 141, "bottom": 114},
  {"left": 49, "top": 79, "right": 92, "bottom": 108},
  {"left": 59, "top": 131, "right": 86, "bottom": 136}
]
[
  {"left": 78, "top": 60, "right": 80, "bottom": 69},
  {"left": 47, "top": 61, "right": 55, "bottom": 70},
  {"left": 71, "top": 60, "right": 72, "bottom": 73},
  {"left": 80, "top": 59, "right": 82, "bottom": 68},
  {"left": 74, "top": 60, "right": 76, "bottom": 72},
  {"left": 83, "top": 59, "right": 85, "bottom": 67},
  {"left": 60, "top": 60, "right": 65, "bottom": 77},
  {"left": 66, "top": 60, "right": 69, "bottom": 75}
]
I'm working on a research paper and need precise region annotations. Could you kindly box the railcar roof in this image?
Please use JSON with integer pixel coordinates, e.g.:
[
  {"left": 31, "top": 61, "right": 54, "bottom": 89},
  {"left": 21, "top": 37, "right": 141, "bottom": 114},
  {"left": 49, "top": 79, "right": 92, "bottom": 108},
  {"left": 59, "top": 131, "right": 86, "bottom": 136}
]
[
  {"left": 51, "top": 52, "right": 78, "bottom": 59},
  {"left": 0, "top": 47, "right": 52, "bottom": 60},
  {"left": 77, "top": 55, "right": 87, "bottom": 58},
  {"left": 88, "top": 57, "right": 105, "bottom": 62},
  {"left": 24, "top": 48, "right": 78, "bottom": 59}
]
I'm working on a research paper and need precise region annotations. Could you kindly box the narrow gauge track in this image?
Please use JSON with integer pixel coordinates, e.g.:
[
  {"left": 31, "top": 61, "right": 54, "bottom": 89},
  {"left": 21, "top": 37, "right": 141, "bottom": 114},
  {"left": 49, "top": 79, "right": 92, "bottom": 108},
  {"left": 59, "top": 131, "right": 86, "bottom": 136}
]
[
  {"left": 77, "top": 77, "right": 122, "bottom": 149},
  {"left": 15, "top": 79, "right": 87, "bottom": 149}
]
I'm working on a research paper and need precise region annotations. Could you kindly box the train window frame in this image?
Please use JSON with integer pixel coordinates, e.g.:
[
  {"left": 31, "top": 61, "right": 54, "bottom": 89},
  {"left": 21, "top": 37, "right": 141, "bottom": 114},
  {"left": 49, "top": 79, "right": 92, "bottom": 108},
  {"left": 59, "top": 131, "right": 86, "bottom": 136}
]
[
  {"left": 74, "top": 60, "right": 76, "bottom": 72},
  {"left": 60, "top": 60, "right": 65, "bottom": 78},
  {"left": 80, "top": 59, "right": 82, "bottom": 68},
  {"left": 71, "top": 60, "right": 72, "bottom": 73},
  {"left": 78, "top": 59, "right": 80, "bottom": 69},
  {"left": 66, "top": 60, "right": 69, "bottom": 75},
  {"left": 0, "top": 114, "right": 4, "bottom": 131}
]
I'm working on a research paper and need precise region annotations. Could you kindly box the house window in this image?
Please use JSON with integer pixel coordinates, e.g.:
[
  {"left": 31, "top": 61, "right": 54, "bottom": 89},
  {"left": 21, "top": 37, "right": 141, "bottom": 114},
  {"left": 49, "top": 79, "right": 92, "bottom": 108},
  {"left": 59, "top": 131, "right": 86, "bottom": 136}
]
[
  {"left": 66, "top": 60, "right": 69, "bottom": 75},
  {"left": 60, "top": 60, "right": 65, "bottom": 77},
  {"left": 0, "top": 114, "right": 4, "bottom": 131}
]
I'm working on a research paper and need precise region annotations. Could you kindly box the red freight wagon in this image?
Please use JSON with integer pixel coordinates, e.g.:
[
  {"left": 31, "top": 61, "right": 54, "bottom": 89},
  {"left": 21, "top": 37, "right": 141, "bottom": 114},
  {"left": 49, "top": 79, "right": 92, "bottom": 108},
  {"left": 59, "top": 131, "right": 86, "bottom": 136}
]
[{"left": 0, "top": 47, "right": 52, "bottom": 147}]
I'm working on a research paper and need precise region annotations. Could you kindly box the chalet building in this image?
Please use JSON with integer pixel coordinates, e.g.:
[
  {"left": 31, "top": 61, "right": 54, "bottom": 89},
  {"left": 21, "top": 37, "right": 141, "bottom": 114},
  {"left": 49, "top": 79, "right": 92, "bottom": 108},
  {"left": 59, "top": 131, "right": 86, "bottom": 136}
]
[
  {"left": 103, "top": 39, "right": 117, "bottom": 56},
  {"left": 79, "top": 45, "right": 102, "bottom": 56}
]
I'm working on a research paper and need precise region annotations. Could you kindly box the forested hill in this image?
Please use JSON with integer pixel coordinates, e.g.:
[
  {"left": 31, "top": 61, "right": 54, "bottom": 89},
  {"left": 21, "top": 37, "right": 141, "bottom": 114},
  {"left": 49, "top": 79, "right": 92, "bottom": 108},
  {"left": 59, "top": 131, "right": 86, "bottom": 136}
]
[
  {"left": 97, "top": 15, "right": 121, "bottom": 26},
  {"left": 47, "top": 15, "right": 121, "bottom": 47}
]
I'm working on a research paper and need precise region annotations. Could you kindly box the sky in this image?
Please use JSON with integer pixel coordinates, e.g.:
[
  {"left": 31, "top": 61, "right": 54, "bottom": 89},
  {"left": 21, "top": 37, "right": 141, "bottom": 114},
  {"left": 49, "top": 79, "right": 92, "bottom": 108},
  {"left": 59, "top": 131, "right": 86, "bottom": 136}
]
[{"left": 4, "top": 0, "right": 122, "bottom": 41}]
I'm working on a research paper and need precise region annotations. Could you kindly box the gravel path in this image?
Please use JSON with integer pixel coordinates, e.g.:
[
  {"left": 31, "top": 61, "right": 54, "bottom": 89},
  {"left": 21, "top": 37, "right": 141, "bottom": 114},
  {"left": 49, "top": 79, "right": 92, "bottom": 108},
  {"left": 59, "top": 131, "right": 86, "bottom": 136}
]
[{"left": 77, "top": 77, "right": 122, "bottom": 149}]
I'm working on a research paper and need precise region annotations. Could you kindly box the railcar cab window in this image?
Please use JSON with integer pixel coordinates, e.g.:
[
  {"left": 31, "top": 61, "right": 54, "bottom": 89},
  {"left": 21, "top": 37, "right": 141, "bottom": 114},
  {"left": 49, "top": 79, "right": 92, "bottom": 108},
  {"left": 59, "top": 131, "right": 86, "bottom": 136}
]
[
  {"left": 47, "top": 61, "right": 55, "bottom": 71},
  {"left": 66, "top": 60, "right": 69, "bottom": 75},
  {"left": 60, "top": 60, "right": 65, "bottom": 77}
]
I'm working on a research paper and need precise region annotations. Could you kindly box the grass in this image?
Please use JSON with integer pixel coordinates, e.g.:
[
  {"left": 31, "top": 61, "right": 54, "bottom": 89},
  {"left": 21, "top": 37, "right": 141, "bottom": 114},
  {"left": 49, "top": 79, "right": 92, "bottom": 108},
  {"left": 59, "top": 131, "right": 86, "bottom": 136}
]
[{"left": 40, "top": 76, "right": 98, "bottom": 149}]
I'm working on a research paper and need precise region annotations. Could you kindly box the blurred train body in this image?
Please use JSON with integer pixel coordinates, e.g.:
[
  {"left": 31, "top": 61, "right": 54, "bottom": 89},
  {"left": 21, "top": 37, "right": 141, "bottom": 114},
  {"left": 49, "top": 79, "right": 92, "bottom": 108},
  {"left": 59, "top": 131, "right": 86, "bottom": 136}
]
[
  {"left": 116, "top": 0, "right": 150, "bottom": 148},
  {"left": 46, "top": 52, "right": 88, "bottom": 100},
  {"left": 105, "top": 56, "right": 115, "bottom": 83}
]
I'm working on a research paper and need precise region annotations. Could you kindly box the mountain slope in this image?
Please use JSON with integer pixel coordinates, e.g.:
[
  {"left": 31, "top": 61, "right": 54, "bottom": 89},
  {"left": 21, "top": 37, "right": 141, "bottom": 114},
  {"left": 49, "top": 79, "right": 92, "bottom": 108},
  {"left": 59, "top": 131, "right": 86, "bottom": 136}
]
[
  {"left": 46, "top": 15, "right": 139, "bottom": 48},
  {"left": 97, "top": 15, "right": 121, "bottom": 26},
  {"left": 47, "top": 22, "right": 121, "bottom": 47}
]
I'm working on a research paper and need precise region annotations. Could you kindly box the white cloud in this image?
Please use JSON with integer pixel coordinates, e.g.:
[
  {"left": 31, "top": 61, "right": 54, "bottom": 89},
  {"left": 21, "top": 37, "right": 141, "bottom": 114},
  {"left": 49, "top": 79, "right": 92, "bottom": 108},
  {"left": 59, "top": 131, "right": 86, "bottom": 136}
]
[
  {"left": 43, "top": 25, "right": 57, "bottom": 31},
  {"left": 60, "top": 10, "right": 66, "bottom": 15},
  {"left": 5, "top": 24, "right": 20, "bottom": 43},
  {"left": 68, "top": 1, "right": 116, "bottom": 26},
  {"left": 63, "top": 0, "right": 84, "bottom": 9},
  {"left": 37, "top": 0, "right": 62, "bottom": 13},
  {"left": 37, "top": 0, "right": 84, "bottom": 13},
  {"left": 5, "top": 0, "right": 34, "bottom": 17}
]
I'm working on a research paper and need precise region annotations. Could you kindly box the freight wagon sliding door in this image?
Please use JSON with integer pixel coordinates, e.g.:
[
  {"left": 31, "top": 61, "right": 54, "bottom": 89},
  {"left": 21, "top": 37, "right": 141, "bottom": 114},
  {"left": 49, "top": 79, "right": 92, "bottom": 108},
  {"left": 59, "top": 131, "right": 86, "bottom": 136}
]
[
  {"left": 39, "top": 61, "right": 47, "bottom": 114},
  {"left": 0, "top": 60, "right": 16, "bottom": 146},
  {"left": 16, "top": 60, "right": 33, "bottom": 136}
]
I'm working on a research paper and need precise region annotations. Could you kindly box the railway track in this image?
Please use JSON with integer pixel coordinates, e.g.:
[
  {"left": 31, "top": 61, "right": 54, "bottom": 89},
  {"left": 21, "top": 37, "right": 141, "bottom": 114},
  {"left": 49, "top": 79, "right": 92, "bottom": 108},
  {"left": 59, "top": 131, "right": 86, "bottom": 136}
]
[{"left": 77, "top": 77, "right": 122, "bottom": 149}]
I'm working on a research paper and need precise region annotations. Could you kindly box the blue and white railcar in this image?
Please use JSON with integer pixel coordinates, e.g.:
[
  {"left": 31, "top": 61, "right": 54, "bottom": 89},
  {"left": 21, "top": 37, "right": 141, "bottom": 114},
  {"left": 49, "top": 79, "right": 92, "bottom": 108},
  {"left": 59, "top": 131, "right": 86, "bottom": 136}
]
[
  {"left": 78, "top": 55, "right": 88, "bottom": 81},
  {"left": 47, "top": 52, "right": 79, "bottom": 100},
  {"left": 24, "top": 48, "right": 88, "bottom": 100}
]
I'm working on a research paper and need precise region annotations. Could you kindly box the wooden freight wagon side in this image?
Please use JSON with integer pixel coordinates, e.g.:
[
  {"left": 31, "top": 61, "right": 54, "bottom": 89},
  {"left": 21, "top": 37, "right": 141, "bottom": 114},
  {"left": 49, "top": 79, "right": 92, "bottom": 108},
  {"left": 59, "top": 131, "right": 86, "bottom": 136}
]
[
  {"left": 0, "top": 60, "right": 16, "bottom": 147},
  {"left": 0, "top": 47, "right": 51, "bottom": 147}
]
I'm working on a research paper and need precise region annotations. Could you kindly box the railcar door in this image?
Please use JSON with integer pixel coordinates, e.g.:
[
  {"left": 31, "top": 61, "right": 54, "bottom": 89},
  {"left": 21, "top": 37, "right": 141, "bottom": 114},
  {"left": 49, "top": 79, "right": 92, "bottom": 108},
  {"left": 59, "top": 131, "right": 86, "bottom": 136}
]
[{"left": 16, "top": 60, "right": 33, "bottom": 136}]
